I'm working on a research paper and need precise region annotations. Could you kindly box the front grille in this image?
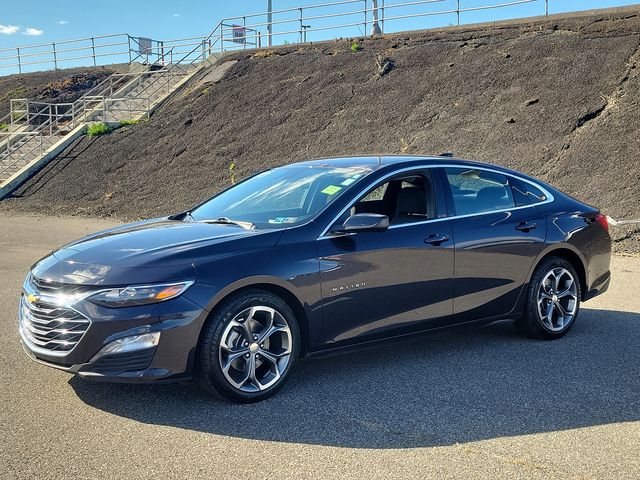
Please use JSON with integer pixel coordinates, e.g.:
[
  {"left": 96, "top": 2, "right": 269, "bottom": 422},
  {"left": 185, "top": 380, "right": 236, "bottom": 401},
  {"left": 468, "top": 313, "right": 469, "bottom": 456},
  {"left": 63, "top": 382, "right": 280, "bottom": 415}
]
[
  {"left": 30, "top": 274, "right": 92, "bottom": 298},
  {"left": 19, "top": 294, "right": 90, "bottom": 354}
]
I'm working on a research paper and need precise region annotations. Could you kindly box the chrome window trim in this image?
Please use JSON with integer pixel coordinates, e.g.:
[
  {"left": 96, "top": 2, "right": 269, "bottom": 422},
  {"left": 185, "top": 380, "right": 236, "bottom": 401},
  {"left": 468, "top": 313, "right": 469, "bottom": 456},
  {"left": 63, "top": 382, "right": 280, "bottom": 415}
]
[{"left": 317, "top": 164, "right": 555, "bottom": 239}]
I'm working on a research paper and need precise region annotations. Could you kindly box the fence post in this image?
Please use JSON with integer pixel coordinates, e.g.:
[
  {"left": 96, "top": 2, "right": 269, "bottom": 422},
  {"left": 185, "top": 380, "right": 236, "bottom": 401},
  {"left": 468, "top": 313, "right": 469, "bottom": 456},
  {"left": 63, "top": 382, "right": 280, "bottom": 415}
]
[
  {"left": 363, "top": 0, "right": 367, "bottom": 37},
  {"left": 52, "top": 42, "right": 58, "bottom": 70},
  {"left": 220, "top": 26, "right": 225, "bottom": 53},
  {"left": 457, "top": 0, "right": 460, "bottom": 26},
  {"left": 91, "top": 37, "right": 97, "bottom": 66},
  {"left": 127, "top": 36, "right": 132, "bottom": 63},
  {"left": 381, "top": 0, "right": 385, "bottom": 33},
  {"left": 545, "top": 0, "right": 549, "bottom": 15},
  {"left": 243, "top": 16, "right": 248, "bottom": 50},
  {"left": 17, "top": 47, "right": 22, "bottom": 74}
]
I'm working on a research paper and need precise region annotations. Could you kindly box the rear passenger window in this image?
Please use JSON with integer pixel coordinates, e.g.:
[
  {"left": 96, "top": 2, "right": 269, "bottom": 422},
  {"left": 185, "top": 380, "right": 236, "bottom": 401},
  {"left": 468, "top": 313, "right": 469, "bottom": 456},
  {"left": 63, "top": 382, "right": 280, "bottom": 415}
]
[
  {"left": 445, "top": 168, "right": 515, "bottom": 216},
  {"left": 510, "top": 177, "right": 547, "bottom": 206}
]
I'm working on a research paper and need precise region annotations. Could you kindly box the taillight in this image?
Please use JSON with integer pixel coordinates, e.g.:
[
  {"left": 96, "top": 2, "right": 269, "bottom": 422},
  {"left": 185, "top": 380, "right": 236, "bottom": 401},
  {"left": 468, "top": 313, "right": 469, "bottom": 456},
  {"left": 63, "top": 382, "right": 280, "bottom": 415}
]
[{"left": 594, "top": 213, "right": 609, "bottom": 232}]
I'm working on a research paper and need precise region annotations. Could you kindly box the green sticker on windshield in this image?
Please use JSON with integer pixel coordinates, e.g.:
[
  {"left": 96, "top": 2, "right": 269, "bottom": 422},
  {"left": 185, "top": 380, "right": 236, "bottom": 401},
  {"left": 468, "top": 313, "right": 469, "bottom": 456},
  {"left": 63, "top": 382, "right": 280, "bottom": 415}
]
[{"left": 321, "top": 185, "right": 342, "bottom": 195}]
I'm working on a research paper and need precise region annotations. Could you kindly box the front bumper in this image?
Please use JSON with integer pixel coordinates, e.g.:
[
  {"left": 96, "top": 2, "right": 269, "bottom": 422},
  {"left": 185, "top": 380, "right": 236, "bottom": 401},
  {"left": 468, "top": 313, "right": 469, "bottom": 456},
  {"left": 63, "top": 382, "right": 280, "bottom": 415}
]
[{"left": 20, "top": 294, "right": 209, "bottom": 383}]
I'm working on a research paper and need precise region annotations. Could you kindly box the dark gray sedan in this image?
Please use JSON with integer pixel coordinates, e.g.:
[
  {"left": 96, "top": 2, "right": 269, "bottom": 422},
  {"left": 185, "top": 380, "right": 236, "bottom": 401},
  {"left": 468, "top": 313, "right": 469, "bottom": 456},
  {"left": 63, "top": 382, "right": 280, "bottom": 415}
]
[{"left": 19, "top": 156, "right": 611, "bottom": 402}]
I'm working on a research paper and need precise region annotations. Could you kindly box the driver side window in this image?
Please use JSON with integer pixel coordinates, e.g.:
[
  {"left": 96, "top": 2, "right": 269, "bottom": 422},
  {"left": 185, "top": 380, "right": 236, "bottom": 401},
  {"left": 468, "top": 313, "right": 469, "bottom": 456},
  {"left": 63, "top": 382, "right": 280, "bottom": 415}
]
[{"left": 335, "top": 171, "right": 436, "bottom": 228}]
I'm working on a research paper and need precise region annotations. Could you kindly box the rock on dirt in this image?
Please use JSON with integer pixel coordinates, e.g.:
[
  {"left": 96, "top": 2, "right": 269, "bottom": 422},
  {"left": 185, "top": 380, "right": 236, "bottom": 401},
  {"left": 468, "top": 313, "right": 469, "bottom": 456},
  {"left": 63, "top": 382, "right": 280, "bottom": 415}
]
[{"left": 1, "top": 7, "right": 639, "bottom": 253}]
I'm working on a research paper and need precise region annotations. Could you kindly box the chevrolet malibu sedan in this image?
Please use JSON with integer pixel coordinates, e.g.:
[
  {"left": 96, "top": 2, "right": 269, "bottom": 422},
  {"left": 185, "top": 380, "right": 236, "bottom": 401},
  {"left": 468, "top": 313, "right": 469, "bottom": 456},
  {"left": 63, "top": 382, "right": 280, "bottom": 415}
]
[{"left": 19, "top": 156, "right": 611, "bottom": 402}]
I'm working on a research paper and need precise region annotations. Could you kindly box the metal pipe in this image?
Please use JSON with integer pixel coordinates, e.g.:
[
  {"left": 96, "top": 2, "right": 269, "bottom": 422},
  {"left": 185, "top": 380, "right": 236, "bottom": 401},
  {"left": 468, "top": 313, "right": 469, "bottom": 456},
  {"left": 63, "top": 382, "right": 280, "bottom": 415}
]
[
  {"left": 371, "top": 0, "right": 382, "bottom": 35},
  {"left": 457, "top": 0, "right": 460, "bottom": 25},
  {"left": 267, "top": 0, "right": 273, "bottom": 47},
  {"left": 363, "top": 0, "right": 368, "bottom": 36}
]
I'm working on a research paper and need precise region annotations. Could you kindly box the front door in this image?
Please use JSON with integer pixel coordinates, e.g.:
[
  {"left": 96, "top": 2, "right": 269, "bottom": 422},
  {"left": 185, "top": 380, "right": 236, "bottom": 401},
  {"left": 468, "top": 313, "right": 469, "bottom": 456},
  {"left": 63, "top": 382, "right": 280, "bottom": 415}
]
[{"left": 316, "top": 169, "right": 455, "bottom": 348}]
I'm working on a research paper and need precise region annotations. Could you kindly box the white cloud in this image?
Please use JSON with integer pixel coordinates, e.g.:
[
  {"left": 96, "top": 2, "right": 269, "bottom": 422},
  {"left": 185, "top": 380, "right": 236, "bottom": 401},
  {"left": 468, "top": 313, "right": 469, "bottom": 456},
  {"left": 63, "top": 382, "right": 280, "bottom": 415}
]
[
  {"left": 173, "top": 13, "right": 181, "bottom": 17},
  {"left": 0, "top": 24, "right": 19, "bottom": 35},
  {"left": 23, "top": 27, "right": 44, "bottom": 36},
  {"left": 58, "top": 20, "right": 69, "bottom": 25}
]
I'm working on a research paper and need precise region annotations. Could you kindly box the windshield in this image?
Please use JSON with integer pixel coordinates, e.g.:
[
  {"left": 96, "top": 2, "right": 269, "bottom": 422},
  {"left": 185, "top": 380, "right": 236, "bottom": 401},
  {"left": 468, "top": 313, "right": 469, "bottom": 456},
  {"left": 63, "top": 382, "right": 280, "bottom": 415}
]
[{"left": 189, "top": 165, "right": 372, "bottom": 229}]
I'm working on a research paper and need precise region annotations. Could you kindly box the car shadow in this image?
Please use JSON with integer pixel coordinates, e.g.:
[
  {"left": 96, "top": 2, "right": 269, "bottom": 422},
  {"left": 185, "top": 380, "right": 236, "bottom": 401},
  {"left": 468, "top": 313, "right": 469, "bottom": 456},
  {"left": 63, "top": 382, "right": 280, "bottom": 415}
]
[{"left": 70, "top": 308, "right": 640, "bottom": 449}]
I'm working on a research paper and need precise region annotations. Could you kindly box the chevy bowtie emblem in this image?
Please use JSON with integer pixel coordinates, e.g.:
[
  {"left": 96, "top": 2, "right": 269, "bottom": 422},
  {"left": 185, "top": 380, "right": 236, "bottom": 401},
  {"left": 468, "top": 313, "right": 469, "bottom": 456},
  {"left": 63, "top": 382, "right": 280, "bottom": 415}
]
[{"left": 26, "top": 293, "right": 39, "bottom": 304}]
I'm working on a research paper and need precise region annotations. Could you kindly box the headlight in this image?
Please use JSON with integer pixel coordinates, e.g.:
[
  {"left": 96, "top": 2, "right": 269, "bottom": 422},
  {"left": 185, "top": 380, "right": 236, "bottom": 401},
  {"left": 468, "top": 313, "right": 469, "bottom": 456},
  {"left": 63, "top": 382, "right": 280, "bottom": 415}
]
[{"left": 87, "top": 281, "right": 194, "bottom": 307}]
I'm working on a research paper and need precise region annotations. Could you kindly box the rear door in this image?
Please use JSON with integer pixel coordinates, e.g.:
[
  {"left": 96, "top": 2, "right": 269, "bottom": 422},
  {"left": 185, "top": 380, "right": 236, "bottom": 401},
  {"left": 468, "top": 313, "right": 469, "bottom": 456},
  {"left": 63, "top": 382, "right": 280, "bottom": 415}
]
[{"left": 443, "top": 167, "right": 548, "bottom": 321}]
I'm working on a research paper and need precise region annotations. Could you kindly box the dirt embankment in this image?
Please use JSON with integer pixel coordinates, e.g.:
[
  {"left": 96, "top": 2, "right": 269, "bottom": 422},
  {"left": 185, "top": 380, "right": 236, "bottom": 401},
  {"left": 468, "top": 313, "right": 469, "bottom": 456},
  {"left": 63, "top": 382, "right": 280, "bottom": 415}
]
[
  {"left": 0, "top": 65, "right": 128, "bottom": 118},
  {"left": 2, "top": 7, "right": 639, "bottom": 252}
]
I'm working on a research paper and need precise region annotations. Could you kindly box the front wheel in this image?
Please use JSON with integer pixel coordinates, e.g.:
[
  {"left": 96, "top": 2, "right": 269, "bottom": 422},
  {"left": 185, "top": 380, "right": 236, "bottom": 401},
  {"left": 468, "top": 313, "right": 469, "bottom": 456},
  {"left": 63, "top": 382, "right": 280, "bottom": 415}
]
[
  {"left": 516, "top": 257, "right": 581, "bottom": 340},
  {"left": 197, "top": 289, "right": 300, "bottom": 403}
]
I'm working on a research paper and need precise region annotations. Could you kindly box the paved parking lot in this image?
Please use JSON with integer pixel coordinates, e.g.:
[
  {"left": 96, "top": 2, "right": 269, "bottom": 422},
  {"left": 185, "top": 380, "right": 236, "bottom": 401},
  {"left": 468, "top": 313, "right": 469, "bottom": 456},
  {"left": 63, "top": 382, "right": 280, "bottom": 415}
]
[{"left": 0, "top": 213, "right": 638, "bottom": 479}]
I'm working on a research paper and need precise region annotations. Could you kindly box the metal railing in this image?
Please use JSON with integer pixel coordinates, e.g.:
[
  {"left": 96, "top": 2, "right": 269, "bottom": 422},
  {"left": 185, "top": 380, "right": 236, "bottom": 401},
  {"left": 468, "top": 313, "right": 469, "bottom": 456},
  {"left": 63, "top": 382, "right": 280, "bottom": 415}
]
[
  {"left": 0, "top": 33, "right": 210, "bottom": 75},
  {"left": 212, "top": 0, "right": 549, "bottom": 51},
  {"left": 0, "top": 40, "right": 212, "bottom": 177},
  {"left": 2, "top": 0, "right": 551, "bottom": 74}
]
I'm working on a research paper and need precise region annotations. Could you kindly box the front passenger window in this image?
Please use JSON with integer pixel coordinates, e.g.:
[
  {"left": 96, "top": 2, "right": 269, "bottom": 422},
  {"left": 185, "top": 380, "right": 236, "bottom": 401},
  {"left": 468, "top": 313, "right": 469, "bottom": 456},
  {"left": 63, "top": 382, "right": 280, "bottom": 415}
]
[{"left": 445, "top": 168, "right": 515, "bottom": 216}]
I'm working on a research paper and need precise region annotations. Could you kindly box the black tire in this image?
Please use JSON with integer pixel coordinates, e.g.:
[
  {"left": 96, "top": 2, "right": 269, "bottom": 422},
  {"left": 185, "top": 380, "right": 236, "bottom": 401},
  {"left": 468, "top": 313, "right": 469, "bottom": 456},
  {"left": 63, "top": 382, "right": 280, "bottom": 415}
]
[
  {"left": 516, "top": 256, "right": 582, "bottom": 340},
  {"left": 196, "top": 289, "right": 300, "bottom": 403}
]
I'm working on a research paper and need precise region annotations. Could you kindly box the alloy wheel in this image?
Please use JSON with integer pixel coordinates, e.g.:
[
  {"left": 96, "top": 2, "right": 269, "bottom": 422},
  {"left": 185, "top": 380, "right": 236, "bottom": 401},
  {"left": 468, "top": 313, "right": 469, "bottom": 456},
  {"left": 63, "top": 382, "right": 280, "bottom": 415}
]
[
  {"left": 536, "top": 267, "right": 578, "bottom": 332},
  {"left": 218, "top": 306, "right": 293, "bottom": 393}
]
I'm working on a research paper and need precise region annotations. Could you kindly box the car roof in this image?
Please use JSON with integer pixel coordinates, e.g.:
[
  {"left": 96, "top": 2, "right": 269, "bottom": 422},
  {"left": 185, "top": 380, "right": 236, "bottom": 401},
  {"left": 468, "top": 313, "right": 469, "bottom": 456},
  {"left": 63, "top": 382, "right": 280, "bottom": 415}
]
[{"left": 294, "top": 155, "right": 506, "bottom": 171}]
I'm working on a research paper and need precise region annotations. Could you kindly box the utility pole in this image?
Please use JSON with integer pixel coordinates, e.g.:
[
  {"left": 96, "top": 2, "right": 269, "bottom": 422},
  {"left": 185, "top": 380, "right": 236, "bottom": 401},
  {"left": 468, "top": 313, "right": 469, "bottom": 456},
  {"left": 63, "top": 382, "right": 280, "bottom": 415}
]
[
  {"left": 371, "top": 0, "right": 382, "bottom": 35},
  {"left": 267, "top": 0, "right": 273, "bottom": 47}
]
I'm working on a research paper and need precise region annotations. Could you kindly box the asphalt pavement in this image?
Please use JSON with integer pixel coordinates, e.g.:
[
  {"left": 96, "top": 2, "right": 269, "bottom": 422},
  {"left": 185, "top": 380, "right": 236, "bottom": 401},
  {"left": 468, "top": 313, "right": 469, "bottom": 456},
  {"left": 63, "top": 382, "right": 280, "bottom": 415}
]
[{"left": 0, "top": 213, "right": 638, "bottom": 479}]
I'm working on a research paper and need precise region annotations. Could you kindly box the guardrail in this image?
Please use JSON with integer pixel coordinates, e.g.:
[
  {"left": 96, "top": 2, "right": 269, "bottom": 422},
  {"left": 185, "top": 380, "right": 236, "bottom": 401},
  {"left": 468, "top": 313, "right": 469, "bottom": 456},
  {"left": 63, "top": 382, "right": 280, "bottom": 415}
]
[
  {"left": 0, "top": 33, "right": 209, "bottom": 74},
  {"left": 2, "top": 0, "right": 550, "bottom": 74},
  {"left": 213, "top": 0, "right": 549, "bottom": 52}
]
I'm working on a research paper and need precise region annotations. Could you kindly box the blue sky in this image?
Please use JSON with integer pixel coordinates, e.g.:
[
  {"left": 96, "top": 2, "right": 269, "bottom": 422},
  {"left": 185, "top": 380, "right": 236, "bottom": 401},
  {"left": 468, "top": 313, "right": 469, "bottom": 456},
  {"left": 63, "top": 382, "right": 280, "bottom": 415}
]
[{"left": 1, "top": 0, "right": 638, "bottom": 72}]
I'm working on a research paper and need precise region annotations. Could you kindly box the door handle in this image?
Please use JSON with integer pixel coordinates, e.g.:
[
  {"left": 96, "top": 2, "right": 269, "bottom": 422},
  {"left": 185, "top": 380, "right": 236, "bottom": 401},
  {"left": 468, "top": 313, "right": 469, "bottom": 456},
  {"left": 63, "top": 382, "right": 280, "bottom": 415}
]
[
  {"left": 515, "top": 222, "right": 537, "bottom": 232},
  {"left": 424, "top": 234, "right": 450, "bottom": 245}
]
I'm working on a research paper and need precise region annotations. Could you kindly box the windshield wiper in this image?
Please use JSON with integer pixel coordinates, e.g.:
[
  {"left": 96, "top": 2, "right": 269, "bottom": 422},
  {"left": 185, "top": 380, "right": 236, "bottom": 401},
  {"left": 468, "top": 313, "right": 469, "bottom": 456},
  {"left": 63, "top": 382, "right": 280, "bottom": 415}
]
[{"left": 197, "top": 217, "right": 255, "bottom": 230}]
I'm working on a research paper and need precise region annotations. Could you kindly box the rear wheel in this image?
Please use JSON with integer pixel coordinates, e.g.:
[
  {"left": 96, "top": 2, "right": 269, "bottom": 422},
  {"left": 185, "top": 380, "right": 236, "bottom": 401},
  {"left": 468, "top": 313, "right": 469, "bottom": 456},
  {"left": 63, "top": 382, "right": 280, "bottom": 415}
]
[
  {"left": 516, "top": 257, "right": 581, "bottom": 340},
  {"left": 197, "top": 289, "right": 300, "bottom": 403}
]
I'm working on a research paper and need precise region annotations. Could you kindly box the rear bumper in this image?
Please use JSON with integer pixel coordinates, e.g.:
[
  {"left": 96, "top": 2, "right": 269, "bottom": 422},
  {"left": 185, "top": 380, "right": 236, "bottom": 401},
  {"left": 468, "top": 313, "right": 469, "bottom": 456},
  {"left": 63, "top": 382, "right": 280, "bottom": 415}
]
[{"left": 584, "top": 270, "right": 611, "bottom": 301}]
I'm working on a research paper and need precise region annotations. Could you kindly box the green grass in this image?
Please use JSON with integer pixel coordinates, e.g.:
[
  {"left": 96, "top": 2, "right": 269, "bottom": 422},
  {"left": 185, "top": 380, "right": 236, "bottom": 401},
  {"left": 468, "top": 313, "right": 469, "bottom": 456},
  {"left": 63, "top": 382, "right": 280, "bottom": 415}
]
[
  {"left": 119, "top": 119, "right": 140, "bottom": 127},
  {"left": 87, "top": 122, "right": 112, "bottom": 136},
  {"left": 351, "top": 42, "right": 362, "bottom": 53},
  {"left": 0, "top": 123, "right": 8, "bottom": 131}
]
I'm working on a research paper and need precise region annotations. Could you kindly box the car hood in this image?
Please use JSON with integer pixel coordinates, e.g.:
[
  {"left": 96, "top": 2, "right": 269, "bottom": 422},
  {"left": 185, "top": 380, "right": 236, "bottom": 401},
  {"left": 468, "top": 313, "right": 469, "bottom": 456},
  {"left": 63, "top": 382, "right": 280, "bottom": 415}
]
[{"left": 31, "top": 219, "right": 282, "bottom": 286}]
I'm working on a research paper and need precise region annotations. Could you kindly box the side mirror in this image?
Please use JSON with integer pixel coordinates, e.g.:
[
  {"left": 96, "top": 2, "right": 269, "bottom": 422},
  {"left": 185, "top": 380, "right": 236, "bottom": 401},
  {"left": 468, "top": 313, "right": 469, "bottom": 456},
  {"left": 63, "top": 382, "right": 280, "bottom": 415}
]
[{"left": 333, "top": 213, "right": 389, "bottom": 234}]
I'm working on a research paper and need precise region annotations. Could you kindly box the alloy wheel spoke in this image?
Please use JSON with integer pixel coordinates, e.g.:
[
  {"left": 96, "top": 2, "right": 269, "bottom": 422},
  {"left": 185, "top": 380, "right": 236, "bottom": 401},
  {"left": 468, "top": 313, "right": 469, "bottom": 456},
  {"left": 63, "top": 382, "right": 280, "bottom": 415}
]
[
  {"left": 544, "top": 301, "right": 555, "bottom": 327},
  {"left": 553, "top": 269, "right": 562, "bottom": 292},
  {"left": 259, "top": 324, "right": 288, "bottom": 343},
  {"left": 554, "top": 300, "right": 567, "bottom": 317},
  {"left": 234, "top": 353, "right": 257, "bottom": 389},
  {"left": 231, "top": 315, "right": 254, "bottom": 342},
  {"left": 557, "top": 287, "right": 576, "bottom": 300},
  {"left": 262, "top": 343, "right": 292, "bottom": 358},
  {"left": 258, "top": 349, "right": 281, "bottom": 376},
  {"left": 221, "top": 347, "right": 250, "bottom": 372}
]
